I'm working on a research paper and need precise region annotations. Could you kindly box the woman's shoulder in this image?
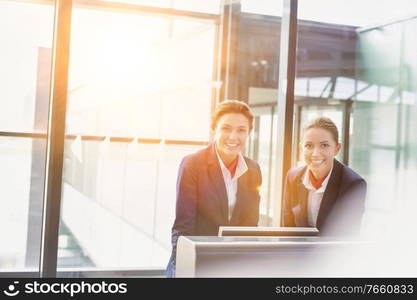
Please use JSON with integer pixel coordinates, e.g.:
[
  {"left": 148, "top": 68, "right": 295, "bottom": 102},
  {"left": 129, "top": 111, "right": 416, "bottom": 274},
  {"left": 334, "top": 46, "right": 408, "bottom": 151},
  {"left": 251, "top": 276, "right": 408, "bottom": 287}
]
[
  {"left": 180, "top": 144, "right": 218, "bottom": 169},
  {"left": 242, "top": 155, "right": 260, "bottom": 170},
  {"left": 181, "top": 146, "right": 209, "bottom": 164},
  {"left": 336, "top": 160, "right": 366, "bottom": 185},
  {"left": 286, "top": 165, "right": 307, "bottom": 181}
]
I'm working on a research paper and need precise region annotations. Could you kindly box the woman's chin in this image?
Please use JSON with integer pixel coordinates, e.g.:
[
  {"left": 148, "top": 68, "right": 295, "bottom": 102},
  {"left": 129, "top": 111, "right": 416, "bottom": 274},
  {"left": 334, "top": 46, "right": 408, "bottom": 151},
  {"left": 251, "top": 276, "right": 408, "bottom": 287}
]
[
  {"left": 309, "top": 165, "right": 324, "bottom": 174},
  {"left": 224, "top": 149, "right": 239, "bottom": 157}
]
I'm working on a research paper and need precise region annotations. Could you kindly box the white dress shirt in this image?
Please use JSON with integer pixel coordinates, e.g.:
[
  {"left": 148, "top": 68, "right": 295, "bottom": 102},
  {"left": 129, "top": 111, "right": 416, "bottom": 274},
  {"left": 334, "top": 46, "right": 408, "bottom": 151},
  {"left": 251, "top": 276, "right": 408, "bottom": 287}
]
[
  {"left": 215, "top": 149, "right": 248, "bottom": 220},
  {"left": 302, "top": 167, "right": 333, "bottom": 227}
]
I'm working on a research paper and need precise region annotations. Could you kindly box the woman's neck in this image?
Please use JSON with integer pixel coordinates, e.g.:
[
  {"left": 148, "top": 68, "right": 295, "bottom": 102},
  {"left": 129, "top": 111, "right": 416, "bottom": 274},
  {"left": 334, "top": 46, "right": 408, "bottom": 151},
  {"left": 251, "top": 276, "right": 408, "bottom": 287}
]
[
  {"left": 216, "top": 145, "right": 238, "bottom": 167},
  {"left": 310, "top": 169, "right": 328, "bottom": 180},
  {"left": 219, "top": 152, "right": 238, "bottom": 167}
]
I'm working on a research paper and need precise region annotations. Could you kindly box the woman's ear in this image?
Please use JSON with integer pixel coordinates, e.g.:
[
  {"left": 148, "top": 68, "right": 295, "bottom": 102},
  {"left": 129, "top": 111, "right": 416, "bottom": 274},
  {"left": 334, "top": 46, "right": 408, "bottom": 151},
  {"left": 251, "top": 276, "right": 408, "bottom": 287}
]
[{"left": 335, "top": 143, "right": 342, "bottom": 155}]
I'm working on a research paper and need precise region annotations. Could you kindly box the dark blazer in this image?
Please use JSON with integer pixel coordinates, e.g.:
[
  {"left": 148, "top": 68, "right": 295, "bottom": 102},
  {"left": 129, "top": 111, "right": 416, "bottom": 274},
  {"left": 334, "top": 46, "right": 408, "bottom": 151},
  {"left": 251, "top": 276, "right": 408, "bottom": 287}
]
[
  {"left": 282, "top": 159, "right": 366, "bottom": 237},
  {"left": 166, "top": 144, "right": 262, "bottom": 277}
]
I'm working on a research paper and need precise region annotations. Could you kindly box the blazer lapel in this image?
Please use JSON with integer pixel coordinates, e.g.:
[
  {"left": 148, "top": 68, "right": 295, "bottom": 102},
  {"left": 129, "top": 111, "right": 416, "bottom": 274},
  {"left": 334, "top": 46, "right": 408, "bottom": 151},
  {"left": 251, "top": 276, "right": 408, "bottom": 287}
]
[
  {"left": 295, "top": 176, "right": 309, "bottom": 227},
  {"left": 229, "top": 170, "right": 248, "bottom": 225},
  {"left": 206, "top": 144, "right": 229, "bottom": 223},
  {"left": 316, "top": 159, "right": 342, "bottom": 230}
]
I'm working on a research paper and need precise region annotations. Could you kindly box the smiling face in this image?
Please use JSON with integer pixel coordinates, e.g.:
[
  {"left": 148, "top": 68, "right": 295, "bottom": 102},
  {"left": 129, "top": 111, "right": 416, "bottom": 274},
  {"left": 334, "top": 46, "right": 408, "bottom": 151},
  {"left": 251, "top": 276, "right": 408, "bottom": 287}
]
[
  {"left": 213, "top": 113, "right": 250, "bottom": 166},
  {"left": 301, "top": 127, "right": 341, "bottom": 179}
]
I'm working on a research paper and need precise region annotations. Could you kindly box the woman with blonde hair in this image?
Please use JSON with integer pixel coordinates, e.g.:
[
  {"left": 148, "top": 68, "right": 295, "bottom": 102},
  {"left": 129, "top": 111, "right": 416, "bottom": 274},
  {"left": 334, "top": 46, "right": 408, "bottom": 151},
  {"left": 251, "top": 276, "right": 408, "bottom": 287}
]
[{"left": 282, "top": 117, "right": 366, "bottom": 236}]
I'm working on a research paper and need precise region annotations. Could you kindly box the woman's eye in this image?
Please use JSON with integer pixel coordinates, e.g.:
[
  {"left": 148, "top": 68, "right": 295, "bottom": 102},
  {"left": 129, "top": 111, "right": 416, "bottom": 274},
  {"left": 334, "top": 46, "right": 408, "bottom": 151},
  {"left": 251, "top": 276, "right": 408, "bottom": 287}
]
[
  {"left": 304, "top": 144, "right": 312, "bottom": 149},
  {"left": 321, "top": 144, "right": 329, "bottom": 148}
]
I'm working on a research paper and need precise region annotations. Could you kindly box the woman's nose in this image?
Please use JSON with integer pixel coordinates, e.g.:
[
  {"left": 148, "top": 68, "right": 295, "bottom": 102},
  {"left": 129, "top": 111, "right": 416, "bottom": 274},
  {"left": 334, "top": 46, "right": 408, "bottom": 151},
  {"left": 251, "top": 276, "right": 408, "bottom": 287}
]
[
  {"left": 312, "top": 146, "right": 320, "bottom": 156},
  {"left": 228, "top": 130, "right": 238, "bottom": 140}
]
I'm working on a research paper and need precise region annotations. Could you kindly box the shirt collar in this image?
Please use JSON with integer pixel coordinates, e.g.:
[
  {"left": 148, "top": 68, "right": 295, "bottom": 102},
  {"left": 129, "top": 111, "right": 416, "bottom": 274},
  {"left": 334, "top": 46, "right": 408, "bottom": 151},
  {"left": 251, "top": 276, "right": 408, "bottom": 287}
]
[
  {"left": 215, "top": 145, "right": 248, "bottom": 180},
  {"left": 302, "top": 165, "right": 333, "bottom": 192}
]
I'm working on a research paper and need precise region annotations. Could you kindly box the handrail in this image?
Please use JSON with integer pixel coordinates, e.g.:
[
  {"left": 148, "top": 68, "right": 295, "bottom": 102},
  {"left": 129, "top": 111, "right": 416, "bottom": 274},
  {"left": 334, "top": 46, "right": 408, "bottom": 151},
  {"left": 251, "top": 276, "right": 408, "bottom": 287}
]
[{"left": 0, "top": 131, "right": 208, "bottom": 146}]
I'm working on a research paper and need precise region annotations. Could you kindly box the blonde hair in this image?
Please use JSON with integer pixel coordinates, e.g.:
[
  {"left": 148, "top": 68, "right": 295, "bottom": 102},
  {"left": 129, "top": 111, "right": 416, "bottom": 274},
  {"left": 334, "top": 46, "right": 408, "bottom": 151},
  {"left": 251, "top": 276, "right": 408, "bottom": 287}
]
[{"left": 303, "top": 117, "right": 339, "bottom": 143}]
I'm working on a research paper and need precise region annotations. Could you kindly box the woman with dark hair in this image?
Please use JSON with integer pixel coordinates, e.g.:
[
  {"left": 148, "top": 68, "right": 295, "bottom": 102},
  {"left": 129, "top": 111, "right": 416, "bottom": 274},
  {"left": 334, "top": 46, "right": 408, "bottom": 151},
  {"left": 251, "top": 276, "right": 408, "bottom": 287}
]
[
  {"left": 282, "top": 117, "right": 366, "bottom": 236},
  {"left": 166, "top": 100, "right": 262, "bottom": 277}
]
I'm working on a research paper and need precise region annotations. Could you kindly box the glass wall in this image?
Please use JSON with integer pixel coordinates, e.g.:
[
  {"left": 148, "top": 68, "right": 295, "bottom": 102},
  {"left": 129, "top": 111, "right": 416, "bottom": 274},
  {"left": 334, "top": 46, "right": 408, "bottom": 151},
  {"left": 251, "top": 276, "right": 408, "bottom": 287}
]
[
  {"left": 294, "top": 0, "right": 417, "bottom": 231},
  {"left": 2, "top": 0, "right": 417, "bottom": 277},
  {"left": 353, "top": 15, "right": 417, "bottom": 237},
  {"left": 295, "top": 0, "right": 417, "bottom": 275},
  {"left": 218, "top": 0, "right": 283, "bottom": 226},
  {"left": 0, "top": 0, "right": 54, "bottom": 271},
  {"left": 58, "top": 1, "right": 217, "bottom": 271}
]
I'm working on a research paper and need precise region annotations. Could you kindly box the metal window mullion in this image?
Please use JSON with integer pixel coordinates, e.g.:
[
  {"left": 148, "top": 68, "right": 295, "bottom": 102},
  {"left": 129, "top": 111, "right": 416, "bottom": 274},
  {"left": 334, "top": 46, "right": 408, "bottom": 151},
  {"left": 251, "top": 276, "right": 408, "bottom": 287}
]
[
  {"left": 343, "top": 100, "right": 352, "bottom": 165},
  {"left": 39, "top": 0, "right": 72, "bottom": 278},
  {"left": 274, "top": 0, "right": 298, "bottom": 226}
]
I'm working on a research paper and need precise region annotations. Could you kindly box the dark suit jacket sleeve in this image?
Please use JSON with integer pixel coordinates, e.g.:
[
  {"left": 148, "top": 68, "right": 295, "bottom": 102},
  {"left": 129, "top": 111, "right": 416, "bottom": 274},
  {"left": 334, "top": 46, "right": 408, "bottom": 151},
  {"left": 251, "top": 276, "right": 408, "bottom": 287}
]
[
  {"left": 282, "top": 172, "right": 295, "bottom": 227},
  {"left": 170, "top": 156, "right": 198, "bottom": 266}
]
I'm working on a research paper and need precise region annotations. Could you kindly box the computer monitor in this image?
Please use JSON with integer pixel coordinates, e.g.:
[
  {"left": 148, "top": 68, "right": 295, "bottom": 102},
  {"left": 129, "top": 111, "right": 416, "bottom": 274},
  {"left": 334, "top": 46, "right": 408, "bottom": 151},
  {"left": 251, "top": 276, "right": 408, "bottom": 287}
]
[{"left": 218, "top": 226, "right": 319, "bottom": 237}]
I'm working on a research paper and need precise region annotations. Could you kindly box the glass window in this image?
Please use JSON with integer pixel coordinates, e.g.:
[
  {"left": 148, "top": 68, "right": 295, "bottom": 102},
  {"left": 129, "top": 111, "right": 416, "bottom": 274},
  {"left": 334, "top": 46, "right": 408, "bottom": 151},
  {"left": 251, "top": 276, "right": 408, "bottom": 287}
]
[
  {"left": 218, "top": 1, "right": 283, "bottom": 226},
  {"left": 0, "top": 0, "right": 54, "bottom": 271},
  {"left": 241, "top": 0, "right": 283, "bottom": 16},
  {"left": 295, "top": 0, "right": 417, "bottom": 253},
  {"left": 108, "top": 0, "right": 221, "bottom": 14},
  {"left": 0, "top": 1, "right": 54, "bottom": 133},
  {"left": 58, "top": 3, "right": 216, "bottom": 271}
]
